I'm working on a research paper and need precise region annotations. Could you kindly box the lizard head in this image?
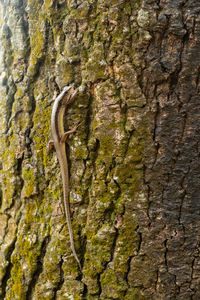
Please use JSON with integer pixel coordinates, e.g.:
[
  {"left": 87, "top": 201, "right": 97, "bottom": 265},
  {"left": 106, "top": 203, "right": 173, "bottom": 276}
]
[{"left": 63, "top": 84, "right": 73, "bottom": 93}]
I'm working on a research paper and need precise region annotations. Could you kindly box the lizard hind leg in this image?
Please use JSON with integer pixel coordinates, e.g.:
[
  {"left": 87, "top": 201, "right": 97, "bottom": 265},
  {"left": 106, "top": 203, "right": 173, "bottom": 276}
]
[{"left": 67, "top": 88, "right": 78, "bottom": 106}]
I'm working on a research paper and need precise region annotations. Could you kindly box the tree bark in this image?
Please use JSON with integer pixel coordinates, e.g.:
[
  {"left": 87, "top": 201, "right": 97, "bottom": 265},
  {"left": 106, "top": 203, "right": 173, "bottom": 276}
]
[{"left": 0, "top": 0, "right": 199, "bottom": 299}]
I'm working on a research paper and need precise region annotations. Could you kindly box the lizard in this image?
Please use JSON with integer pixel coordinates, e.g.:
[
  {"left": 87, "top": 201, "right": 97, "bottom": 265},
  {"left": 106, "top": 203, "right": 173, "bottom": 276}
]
[{"left": 48, "top": 85, "right": 81, "bottom": 269}]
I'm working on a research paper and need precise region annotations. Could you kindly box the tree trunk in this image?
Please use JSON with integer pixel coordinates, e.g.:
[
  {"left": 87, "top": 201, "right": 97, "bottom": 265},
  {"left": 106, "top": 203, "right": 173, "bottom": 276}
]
[{"left": 0, "top": 0, "right": 199, "bottom": 299}]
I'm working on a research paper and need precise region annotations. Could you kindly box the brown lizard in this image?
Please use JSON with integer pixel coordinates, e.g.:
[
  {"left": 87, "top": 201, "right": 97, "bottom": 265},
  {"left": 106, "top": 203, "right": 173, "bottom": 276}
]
[{"left": 48, "top": 85, "right": 81, "bottom": 269}]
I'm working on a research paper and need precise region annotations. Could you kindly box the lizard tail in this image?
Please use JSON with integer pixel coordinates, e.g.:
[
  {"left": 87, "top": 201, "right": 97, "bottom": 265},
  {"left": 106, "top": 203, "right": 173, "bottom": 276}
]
[{"left": 63, "top": 191, "right": 82, "bottom": 270}]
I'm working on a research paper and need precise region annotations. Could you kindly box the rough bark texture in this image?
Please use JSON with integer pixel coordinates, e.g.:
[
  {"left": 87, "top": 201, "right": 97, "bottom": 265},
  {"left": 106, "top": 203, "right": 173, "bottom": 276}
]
[{"left": 0, "top": 0, "right": 199, "bottom": 299}]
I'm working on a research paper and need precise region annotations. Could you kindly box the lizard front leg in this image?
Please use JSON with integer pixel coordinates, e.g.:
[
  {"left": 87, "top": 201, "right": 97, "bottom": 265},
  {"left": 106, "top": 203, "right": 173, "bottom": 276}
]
[
  {"left": 60, "top": 122, "right": 82, "bottom": 143},
  {"left": 47, "top": 140, "right": 54, "bottom": 152}
]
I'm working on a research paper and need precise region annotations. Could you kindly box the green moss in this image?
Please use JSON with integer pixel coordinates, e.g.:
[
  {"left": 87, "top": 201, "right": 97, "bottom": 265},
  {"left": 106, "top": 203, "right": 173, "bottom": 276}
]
[
  {"left": 43, "top": 0, "right": 54, "bottom": 10},
  {"left": 27, "top": 9, "right": 46, "bottom": 76},
  {"left": 6, "top": 192, "right": 52, "bottom": 298},
  {"left": 7, "top": 259, "right": 24, "bottom": 299},
  {"left": 24, "top": 200, "right": 37, "bottom": 225},
  {"left": 30, "top": 86, "right": 52, "bottom": 170},
  {"left": 97, "top": 135, "right": 115, "bottom": 164},
  {"left": 83, "top": 224, "right": 116, "bottom": 292},
  {"left": 22, "top": 168, "right": 36, "bottom": 198},
  {"left": 100, "top": 268, "right": 128, "bottom": 298},
  {"left": 8, "top": 236, "right": 42, "bottom": 298},
  {"left": 14, "top": 87, "right": 25, "bottom": 99}
]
